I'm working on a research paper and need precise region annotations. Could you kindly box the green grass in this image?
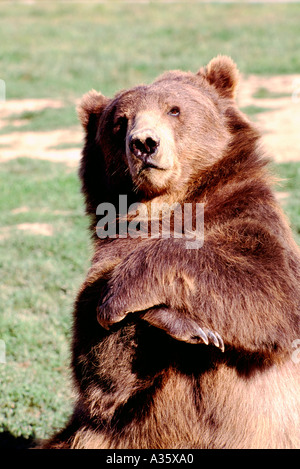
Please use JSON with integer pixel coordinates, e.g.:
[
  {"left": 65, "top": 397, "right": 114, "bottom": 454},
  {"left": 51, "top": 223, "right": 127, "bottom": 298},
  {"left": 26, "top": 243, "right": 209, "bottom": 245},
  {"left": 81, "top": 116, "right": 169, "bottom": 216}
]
[
  {"left": 241, "top": 105, "right": 275, "bottom": 119},
  {"left": 274, "top": 163, "right": 300, "bottom": 243},
  {"left": 1, "top": 2, "right": 300, "bottom": 446},
  {"left": 1, "top": 3, "right": 300, "bottom": 103},
  {"left": 0, "top": 105, "right": 78, "bottom": 134},
  {"left": 0, "top": 158, "right": 91, "bottom": 443},
  {"left": 252, "top": 87, "right": 292, "bottom": 99}
]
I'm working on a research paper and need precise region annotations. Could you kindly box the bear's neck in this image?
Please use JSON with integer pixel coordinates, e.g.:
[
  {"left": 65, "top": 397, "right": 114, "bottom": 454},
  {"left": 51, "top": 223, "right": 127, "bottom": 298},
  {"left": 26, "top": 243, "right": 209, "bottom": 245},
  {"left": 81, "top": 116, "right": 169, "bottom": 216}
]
[{"left": 186, "top": 125, "right": 272, "bottom": 205}]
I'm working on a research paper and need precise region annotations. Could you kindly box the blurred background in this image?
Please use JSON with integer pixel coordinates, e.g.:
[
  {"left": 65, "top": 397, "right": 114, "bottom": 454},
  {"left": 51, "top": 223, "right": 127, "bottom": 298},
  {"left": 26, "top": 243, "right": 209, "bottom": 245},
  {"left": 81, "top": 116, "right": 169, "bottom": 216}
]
[{"left": 0, "top": 0, "right": 299, "bottom": 448}]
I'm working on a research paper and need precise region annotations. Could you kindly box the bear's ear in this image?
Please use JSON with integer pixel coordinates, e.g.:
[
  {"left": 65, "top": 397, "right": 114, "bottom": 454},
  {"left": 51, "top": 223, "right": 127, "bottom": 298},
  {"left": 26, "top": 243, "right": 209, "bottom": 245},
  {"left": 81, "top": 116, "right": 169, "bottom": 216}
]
[
  {"left": 77, "top": 90, "right": 109, "bottom": 130},
  {"left": 198, "top": 56, "right": 239, "bottom": 99}
]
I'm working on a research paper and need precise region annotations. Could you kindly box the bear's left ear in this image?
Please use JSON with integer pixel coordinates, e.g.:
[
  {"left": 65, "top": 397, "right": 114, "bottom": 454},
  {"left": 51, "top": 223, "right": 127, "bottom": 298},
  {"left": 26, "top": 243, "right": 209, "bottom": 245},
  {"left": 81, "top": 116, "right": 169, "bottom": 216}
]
[
  {"left": 77, "top": 90, "right": 109, "bottom": 130},
  {"left": 198, "top": 56, "right": 239, "bottom": 99}
]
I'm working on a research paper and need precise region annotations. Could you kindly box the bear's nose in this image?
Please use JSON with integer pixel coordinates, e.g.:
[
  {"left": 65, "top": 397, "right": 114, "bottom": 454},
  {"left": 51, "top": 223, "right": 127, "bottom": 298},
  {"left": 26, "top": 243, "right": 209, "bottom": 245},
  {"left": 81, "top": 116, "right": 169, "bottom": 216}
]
[{"left": 129, "top": 131, "right": 160, "bottom": 161}]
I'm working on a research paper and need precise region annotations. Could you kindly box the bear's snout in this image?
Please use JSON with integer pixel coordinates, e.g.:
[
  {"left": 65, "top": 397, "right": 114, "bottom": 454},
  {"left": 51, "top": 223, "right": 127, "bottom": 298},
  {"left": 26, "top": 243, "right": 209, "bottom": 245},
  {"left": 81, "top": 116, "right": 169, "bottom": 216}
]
[
  {"left": 125, "top": 112, "right": 178, "bottom": 192},
  {"left": 129, "top": 129, "right": 160, "bottom": 167}
]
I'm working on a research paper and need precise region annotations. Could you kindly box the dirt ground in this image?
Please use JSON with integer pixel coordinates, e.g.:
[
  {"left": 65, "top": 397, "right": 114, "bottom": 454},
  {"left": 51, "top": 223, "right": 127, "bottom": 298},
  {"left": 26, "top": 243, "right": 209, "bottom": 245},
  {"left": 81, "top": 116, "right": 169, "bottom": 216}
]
[
  {"left": 237, "top": 74, "right": 300, "bottom": 163},
  {"left": 0, "top": 74, "right": 299, "bottom": 167}
]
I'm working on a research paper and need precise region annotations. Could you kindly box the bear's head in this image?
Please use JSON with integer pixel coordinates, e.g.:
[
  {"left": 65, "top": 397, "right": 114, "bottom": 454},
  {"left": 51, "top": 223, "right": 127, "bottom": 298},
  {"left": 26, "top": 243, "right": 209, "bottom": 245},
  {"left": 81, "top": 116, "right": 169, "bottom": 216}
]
[{"left": 78, "top": 56, "right": 256, "bottom": 220}]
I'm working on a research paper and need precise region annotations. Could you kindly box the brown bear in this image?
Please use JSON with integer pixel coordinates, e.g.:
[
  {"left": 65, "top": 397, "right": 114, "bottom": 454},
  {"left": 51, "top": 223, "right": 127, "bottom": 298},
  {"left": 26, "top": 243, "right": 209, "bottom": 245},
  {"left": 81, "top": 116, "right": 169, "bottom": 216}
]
[{"left": 41, "top": 56, "right": 300, "bottom": 449}]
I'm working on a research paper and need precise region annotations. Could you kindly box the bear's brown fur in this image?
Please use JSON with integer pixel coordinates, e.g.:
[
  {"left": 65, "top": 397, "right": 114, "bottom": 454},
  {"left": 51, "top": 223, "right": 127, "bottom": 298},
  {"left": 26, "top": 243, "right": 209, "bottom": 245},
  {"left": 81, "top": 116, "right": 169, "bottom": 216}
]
[{"left": 41, "top": 56, "right": 300, "bottom": 449}]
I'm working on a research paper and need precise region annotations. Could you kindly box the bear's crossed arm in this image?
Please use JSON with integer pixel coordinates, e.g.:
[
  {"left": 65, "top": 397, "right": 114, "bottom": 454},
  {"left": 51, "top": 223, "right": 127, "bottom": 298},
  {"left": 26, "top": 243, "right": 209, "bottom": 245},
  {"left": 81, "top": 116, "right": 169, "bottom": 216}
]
[{"left": 97, "top": 223, "right": 299, "bottom": 354}]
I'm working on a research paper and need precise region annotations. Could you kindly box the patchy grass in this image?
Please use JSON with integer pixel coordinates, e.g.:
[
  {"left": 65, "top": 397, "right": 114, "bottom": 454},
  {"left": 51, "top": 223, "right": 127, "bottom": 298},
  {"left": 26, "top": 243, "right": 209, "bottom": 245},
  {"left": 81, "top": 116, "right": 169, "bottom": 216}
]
[
  {"left": 241, "top": 105, "right": 276, "bottom": 119},
  {"left": 0, "top": 158, "right": 91, "bottom": 442},
  {"left": 1, "top": 3, "right": 300, "bottom": 103},
  {"left": 0, "top": 105, "right": 78, "bottom": 134},
  {"left": 252, "top": 87, "right": 292, "bottom": 99},
  {"left": 275, "top": 162, "right": 300, "bottom": 243}
]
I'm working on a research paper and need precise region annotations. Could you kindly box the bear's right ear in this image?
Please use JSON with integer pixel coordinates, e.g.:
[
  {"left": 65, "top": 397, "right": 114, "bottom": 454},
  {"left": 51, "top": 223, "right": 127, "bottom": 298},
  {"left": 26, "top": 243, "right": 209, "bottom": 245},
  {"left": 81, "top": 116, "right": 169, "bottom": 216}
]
[
  {"left": 77, "top": 90, "right": 109, "bottom": 130},
  {"left": 198, "top": 56, "right": 239, "bottom": 100}
]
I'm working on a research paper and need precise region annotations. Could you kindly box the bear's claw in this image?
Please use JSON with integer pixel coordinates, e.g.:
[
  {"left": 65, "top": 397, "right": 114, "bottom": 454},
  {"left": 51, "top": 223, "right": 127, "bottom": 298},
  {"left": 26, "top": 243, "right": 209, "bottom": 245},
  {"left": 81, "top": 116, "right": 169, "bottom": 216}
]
[
  {"left": 198, "top": 328, "right": 225, "bottom": 352},
  {"left": 139, "top": 308, "right": 225, "bottom": 352}
]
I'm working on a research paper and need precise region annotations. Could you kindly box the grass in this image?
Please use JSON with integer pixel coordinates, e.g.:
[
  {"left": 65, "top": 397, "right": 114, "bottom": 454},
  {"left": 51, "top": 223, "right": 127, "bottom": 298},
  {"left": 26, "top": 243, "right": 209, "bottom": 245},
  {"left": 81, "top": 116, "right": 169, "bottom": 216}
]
[
  {"left": 0, "top": 2, "right": 300, "bottom": 446},
  {"left": 252, "top": 87, "right": 292, "bottom": 99},
  {"left": 274, "top": 163, "right": 300, "bottom": 242},
  {"left": 0, "top": 158, "right": 91, "bottom": 442},
  {"left": 0, "top": 105, "right": 78, "bottom": 134},
  {"left": 240, "top": 105, "right": 275, "bottom": 119}
]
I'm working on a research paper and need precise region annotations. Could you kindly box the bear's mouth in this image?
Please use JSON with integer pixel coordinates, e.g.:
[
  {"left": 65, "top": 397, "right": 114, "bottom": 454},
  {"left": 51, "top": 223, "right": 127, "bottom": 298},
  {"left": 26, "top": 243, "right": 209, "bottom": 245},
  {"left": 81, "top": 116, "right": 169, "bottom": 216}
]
[
  {"left": 137, "top": 162, "right": 170, "bottom": 177},
  {"left": 140, "top": 161, "right": 167, "bottom": 171}
]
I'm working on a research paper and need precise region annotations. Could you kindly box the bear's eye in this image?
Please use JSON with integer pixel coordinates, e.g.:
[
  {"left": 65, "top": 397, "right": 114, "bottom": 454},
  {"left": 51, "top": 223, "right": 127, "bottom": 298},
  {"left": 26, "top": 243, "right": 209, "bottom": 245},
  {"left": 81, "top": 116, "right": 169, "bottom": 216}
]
[
  {"left": 168, "top": 107, "right": 180, "bottom": 117},
  {"left": 113, "top": 116, "right": 128, "bottom": 135}
]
